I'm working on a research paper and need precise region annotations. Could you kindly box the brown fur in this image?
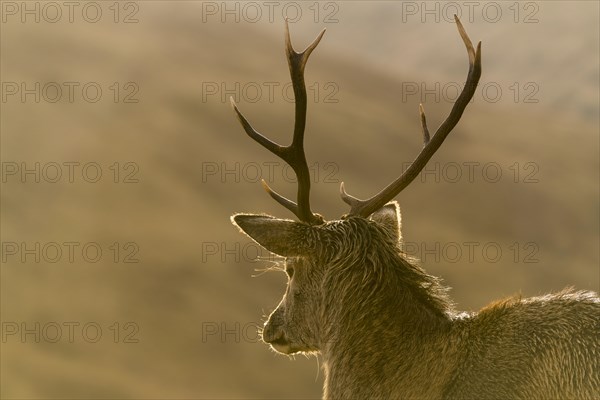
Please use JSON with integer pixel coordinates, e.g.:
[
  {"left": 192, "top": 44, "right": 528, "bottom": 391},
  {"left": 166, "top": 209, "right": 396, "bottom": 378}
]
[{"left": 232, "top": 202, "right": 600, "bottom": 399}]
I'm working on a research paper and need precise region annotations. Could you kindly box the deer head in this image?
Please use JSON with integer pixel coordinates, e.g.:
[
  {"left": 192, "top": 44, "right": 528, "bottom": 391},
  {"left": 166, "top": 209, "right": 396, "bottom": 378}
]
[{"left": 230, "top": 16, "right": 481, "bottom": 356}]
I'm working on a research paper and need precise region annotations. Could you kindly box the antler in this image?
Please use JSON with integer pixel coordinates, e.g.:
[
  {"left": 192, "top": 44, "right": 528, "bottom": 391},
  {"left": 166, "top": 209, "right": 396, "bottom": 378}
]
[
  {"left": 341, "top": 15, "right": 482, "bottom": 218},
  {"left": 231, "top": 20, "right": 325, "bottom": 225}
]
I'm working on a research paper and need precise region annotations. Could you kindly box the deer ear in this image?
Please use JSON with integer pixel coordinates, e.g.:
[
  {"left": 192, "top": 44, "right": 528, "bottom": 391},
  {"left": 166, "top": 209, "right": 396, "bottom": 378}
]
[
  {"left": 369, "top": 201, "right": 402, "bottom": 243},
  {"left": 231, "top": 214, "right": 313, "bottom": 257}
]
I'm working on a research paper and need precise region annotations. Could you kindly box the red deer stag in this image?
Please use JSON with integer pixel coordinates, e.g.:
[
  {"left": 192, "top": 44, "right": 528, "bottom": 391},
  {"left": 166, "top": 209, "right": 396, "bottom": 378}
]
[{"left": 230, "top": 16, "right": 599, "bottom": 400}]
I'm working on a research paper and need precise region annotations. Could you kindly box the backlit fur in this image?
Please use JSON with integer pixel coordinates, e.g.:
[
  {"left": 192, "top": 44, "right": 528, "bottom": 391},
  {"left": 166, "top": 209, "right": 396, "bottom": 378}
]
[{"left": 232, "top": 202, "right": 600, "bottom": 399}]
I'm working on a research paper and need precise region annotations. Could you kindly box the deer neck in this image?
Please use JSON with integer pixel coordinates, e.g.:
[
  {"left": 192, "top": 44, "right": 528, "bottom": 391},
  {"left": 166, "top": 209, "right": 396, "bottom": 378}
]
[{"left": 320, "top": 258, "right": 455, "bottom": 398}]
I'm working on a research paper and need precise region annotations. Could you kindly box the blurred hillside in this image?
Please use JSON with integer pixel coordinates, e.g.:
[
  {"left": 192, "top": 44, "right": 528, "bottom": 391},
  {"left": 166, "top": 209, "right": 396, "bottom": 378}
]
[{"left": 1, "top": 2, "right": 598, "bottom": 399}]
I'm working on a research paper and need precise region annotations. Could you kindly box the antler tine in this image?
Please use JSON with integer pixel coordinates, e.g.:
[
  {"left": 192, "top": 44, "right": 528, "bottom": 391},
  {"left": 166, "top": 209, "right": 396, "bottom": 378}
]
[
  {"left": 231, "top": 20, "right": 326, "bottom": 225},
  {"left": 419, "top": 104, "right": 430, "bottom": 145},
  {"left": 341, "top": 15, "right": 482, "bottom": 218}
]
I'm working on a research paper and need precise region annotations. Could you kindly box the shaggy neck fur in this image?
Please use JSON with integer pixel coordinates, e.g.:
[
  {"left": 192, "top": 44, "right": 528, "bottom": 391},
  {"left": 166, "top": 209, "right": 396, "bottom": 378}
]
[{"left": 319, "top": 218, "right": 456, "bottom": 399}]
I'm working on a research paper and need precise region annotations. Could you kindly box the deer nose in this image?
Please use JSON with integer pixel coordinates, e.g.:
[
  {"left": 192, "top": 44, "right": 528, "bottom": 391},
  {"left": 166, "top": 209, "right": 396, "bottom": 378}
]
[{"left": 262, "top": 320, "right": 286, "bottom": 344}]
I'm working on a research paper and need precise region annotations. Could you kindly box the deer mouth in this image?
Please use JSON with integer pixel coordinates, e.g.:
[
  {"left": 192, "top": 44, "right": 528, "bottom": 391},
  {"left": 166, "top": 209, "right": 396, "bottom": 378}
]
[
  {"left": 267, "top": 335, "right": 314, "bottom": 355},
  {"left": 263, "top": 331, "right": 302, "bottom": 354},
  {"left": 267, "top": 336, "right": 294, "bottom": 354}
]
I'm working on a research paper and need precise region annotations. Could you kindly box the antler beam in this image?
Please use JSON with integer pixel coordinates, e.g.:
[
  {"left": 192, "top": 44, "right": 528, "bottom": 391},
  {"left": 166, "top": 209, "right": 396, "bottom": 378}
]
[
  {"left": 341, "top": 15, "right": 482, "bottom": 218},
  {"left": 231, "top": 20, "right": 325, "bottom": 225}
]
